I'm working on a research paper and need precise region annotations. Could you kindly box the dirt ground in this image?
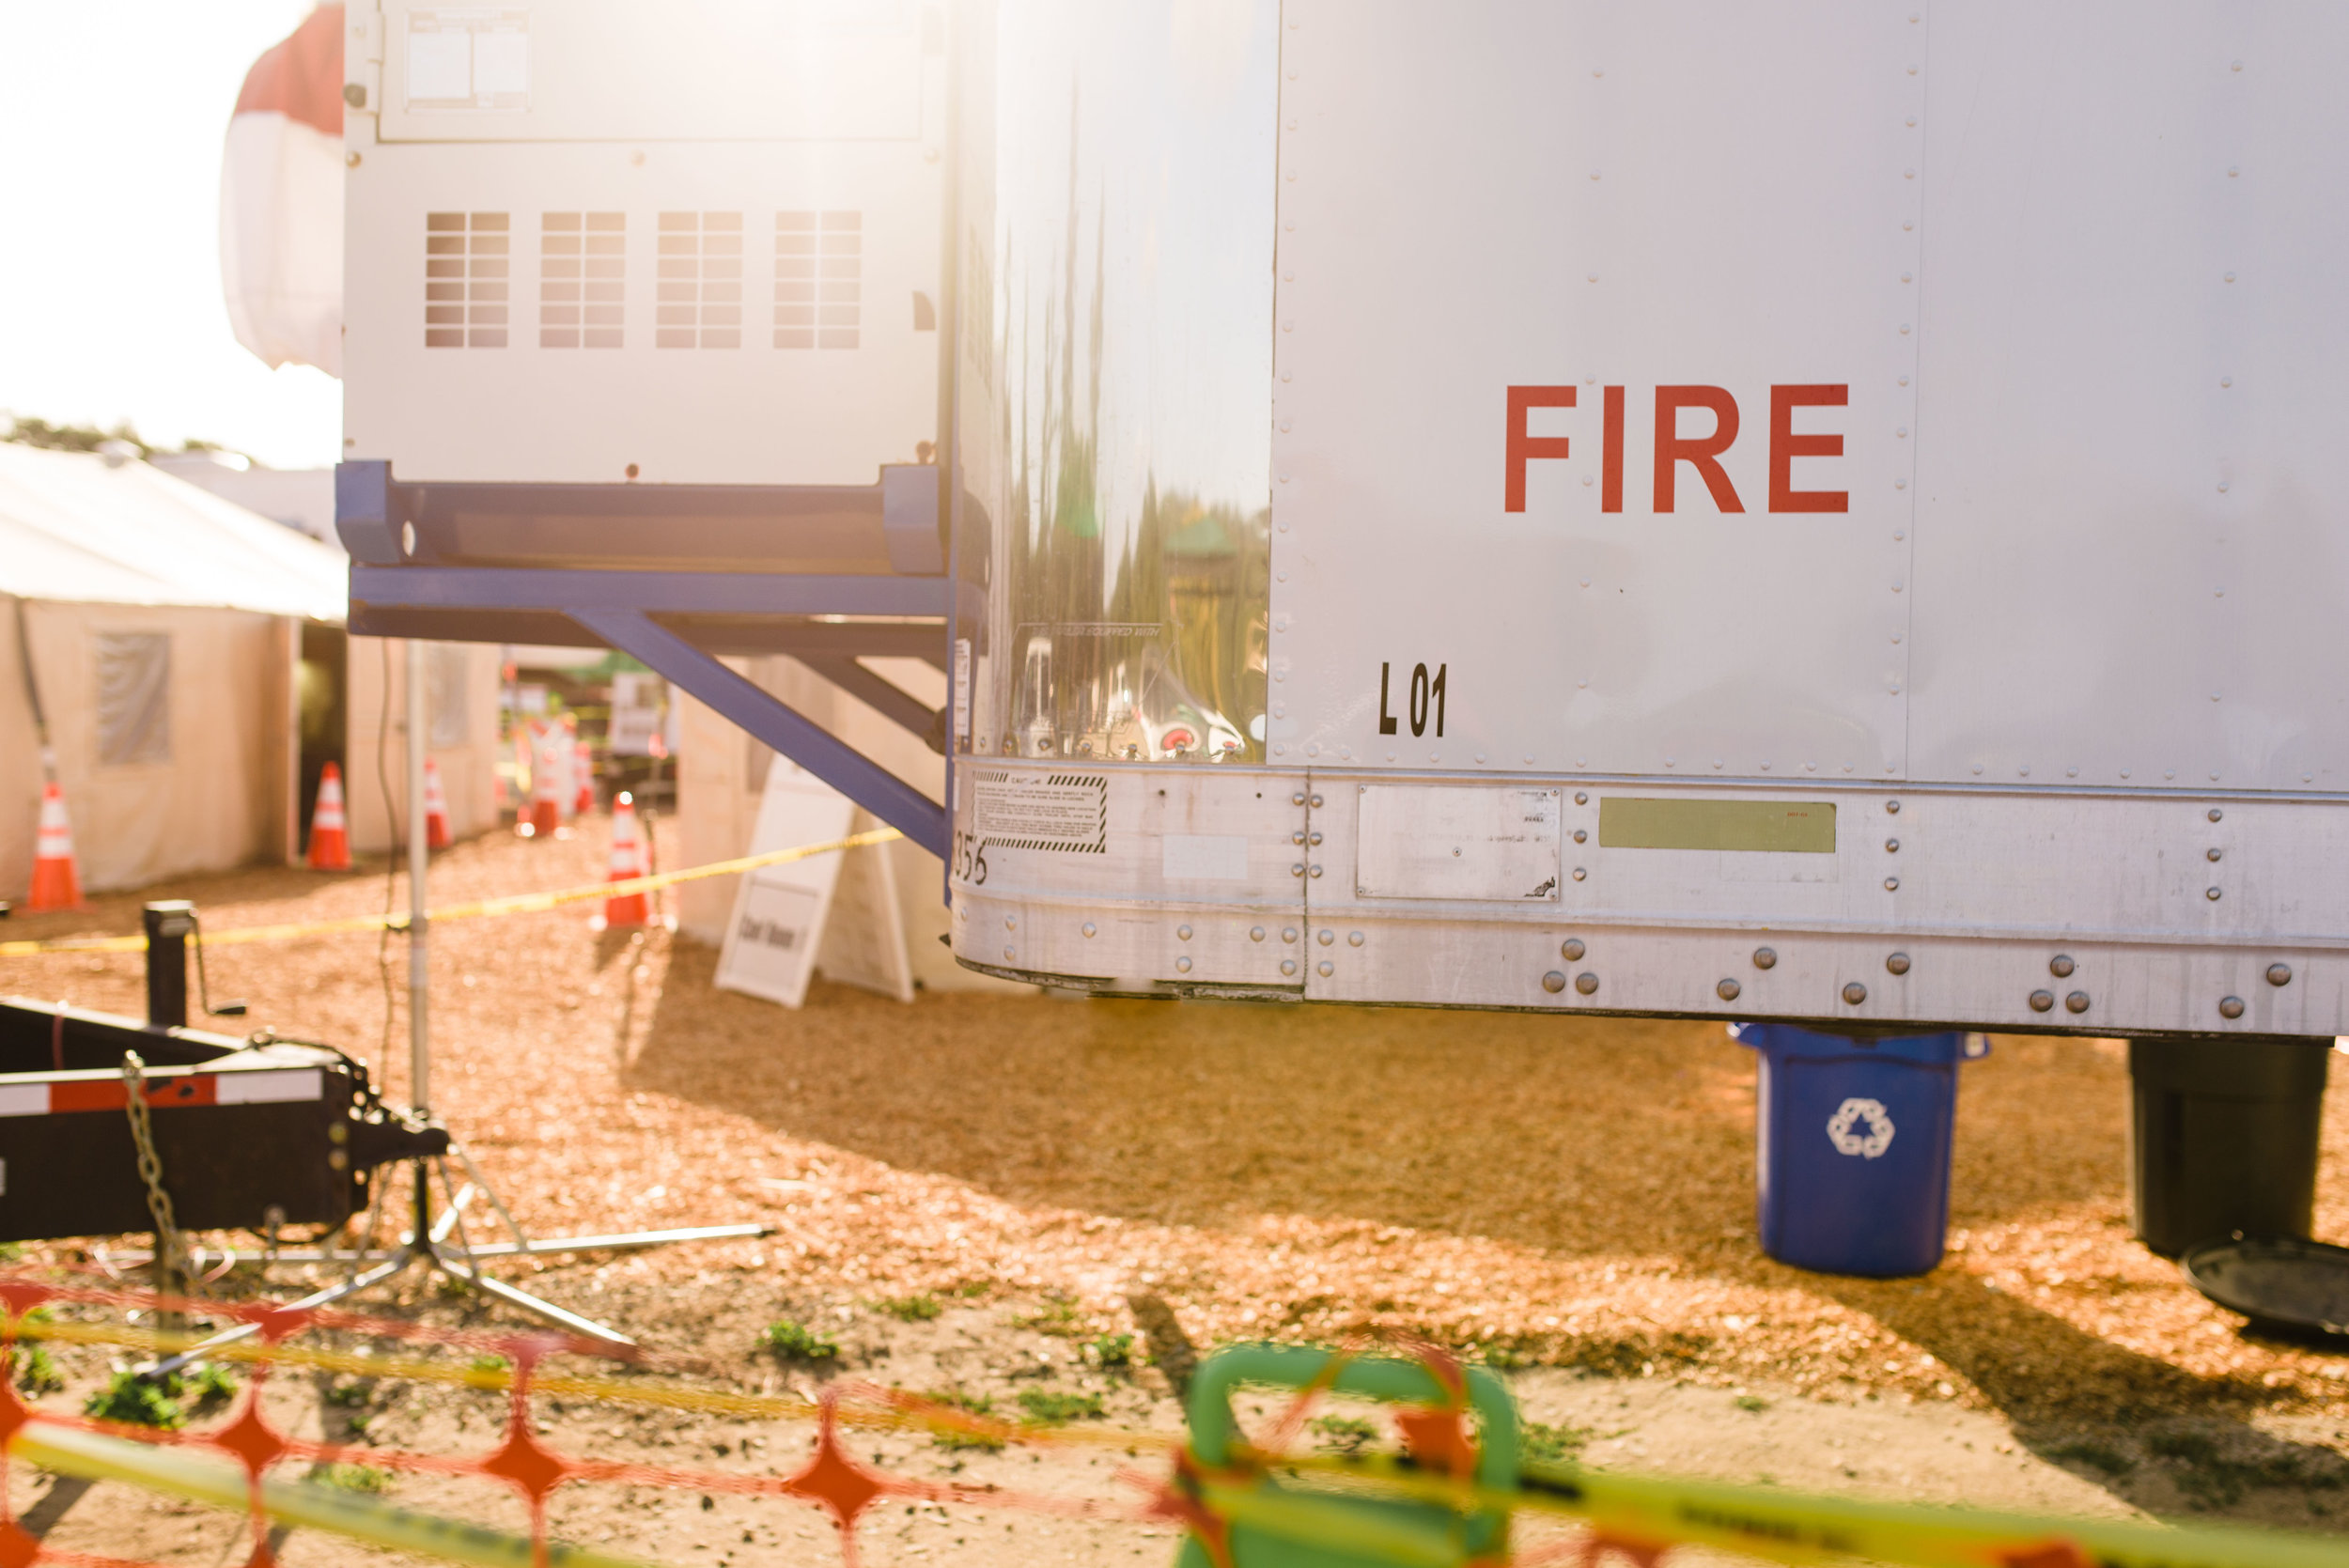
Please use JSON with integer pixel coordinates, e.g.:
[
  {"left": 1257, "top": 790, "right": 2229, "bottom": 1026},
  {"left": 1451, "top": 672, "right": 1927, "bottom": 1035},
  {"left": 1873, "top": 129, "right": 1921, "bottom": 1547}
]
[{"left": 6, "top": 820, "right": 2349, "bottom": 1564}]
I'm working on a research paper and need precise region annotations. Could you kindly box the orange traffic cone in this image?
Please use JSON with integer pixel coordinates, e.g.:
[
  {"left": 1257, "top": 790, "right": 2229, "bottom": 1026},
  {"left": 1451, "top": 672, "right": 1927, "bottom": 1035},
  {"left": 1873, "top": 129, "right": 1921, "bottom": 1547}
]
[
  {"left": 423, "top": 756, "right": 452, "bottom": 850},
  {"left": 525, "top": 722, "right": 561, "bottom": 839},
  {"left": 573, "top": 739, "right": 595, "bottom": 815},
  {"left": 25, "top": 781, "right": 84, "bottom": 912},
  {"left": 307, "top": 762, "right": 351, "bottom": 870},
  {"left": 600, "top": 793, "right": 651, "bottom": 927}
]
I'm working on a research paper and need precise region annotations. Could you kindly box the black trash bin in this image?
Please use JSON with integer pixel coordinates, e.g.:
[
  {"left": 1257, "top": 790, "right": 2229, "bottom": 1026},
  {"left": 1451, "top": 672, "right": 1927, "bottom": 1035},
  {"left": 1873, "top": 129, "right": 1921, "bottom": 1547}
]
[{"left": 2129, "top": 1036, "right": 2330, "bottom": 1256}]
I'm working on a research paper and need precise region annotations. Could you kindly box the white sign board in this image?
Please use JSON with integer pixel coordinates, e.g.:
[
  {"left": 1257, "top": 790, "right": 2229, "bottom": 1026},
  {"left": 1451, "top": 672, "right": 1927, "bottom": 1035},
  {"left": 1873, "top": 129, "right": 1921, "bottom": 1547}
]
[{"left": 714, "top": 763, "right": 856, "bottom": 1008}]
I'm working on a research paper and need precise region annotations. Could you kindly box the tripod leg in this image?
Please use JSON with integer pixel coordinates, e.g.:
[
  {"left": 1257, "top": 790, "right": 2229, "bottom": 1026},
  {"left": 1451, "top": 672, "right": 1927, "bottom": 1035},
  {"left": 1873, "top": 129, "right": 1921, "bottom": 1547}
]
[
  {"left": 425, "top": 1253, "right": 636, "bottom": 1346},
  {"left": 146, "top": 1253, "right": 412, "bottom": 1381},
  {"left": 448, "top": 1140, "right": 533, "bottom": 1250}
]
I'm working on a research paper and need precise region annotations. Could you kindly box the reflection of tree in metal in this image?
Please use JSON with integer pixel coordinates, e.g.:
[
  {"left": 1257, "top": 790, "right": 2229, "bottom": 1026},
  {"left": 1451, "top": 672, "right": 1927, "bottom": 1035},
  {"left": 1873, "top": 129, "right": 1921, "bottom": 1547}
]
[{"left": 979, "top": 10, "right": 1276, "bottom": 766}]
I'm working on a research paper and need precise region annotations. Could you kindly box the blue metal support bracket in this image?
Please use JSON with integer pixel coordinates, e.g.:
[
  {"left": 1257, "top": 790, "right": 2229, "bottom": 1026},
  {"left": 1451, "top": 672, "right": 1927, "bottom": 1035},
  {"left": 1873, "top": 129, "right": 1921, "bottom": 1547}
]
[
  {"left": 351, "top": 565, "right": 970, "bottom": 621},
  {"left": 568, "top": 607, "right": 949, "bottom": 861}
]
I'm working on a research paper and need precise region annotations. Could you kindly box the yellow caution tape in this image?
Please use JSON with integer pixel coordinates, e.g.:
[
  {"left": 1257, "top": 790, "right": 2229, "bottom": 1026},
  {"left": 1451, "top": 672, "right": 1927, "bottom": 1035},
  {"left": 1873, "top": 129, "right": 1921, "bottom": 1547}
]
[
  {"left": 13, "top": 1420, "right": 663, "bottom": 1568},
  {"left": 11, "top": 1317, "right": 2347, "bottom": 1568},
  {"left": 0, "top": 829, "right": 901, "bottom": 958}
]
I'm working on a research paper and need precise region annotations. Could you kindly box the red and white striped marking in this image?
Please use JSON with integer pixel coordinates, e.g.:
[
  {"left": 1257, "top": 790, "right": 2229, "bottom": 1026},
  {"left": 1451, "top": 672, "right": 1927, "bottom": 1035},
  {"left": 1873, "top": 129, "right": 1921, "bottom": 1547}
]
[{"left": 0, "top": 1069, "right": 323, "bottom": 1118}]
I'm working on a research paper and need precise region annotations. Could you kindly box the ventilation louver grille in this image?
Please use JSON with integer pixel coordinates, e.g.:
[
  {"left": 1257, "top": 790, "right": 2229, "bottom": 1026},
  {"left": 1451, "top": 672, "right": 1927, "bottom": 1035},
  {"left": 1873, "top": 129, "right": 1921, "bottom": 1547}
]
[
  {"left": 424, "top": 212, "right": 509, "bottom": 349},
  {"left": 656, "top": 211, "right": 743, "bottom": 349},
  {"left": 776, "top": 211, "right": 861, "bottom": 349},
  {"left": 540, "top": 212, "right": 625, "bottom": 349}
]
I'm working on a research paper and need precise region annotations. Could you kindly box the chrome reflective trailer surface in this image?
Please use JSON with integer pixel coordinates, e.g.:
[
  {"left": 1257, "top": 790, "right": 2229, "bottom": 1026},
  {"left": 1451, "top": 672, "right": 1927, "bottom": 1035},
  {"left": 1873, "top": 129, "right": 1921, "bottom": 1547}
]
[{"left": 955, "top": 0, "right": 1277, "bottom": 765}]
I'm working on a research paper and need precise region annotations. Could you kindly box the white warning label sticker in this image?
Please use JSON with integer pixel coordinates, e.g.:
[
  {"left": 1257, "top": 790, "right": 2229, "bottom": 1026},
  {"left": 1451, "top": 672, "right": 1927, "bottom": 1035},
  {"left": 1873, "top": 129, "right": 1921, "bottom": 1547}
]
[{"left": 970, "top": 771, "right": 1107, "bottom": 854}]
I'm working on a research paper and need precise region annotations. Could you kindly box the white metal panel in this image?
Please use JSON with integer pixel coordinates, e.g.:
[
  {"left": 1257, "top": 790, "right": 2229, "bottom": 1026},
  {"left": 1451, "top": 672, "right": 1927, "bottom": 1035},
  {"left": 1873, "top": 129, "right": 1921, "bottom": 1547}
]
[
  {"left": 1269, "top": 1, "right": 1921, "bottom": 779},
  {"left": 1907, "top": 4, "right": 2349, "bottom": 793},
  {"left": 949, "top": 765, "right": 1307, "bottom": 989},
  {"left": 379, "top": 2, "right": 929, "bottom": 143},
  {"left": 1353, "top": 784, "right": 1562, "bottom": 902},
  {"left": 342, "top": 139, "right": 941, "bottom": 485}
]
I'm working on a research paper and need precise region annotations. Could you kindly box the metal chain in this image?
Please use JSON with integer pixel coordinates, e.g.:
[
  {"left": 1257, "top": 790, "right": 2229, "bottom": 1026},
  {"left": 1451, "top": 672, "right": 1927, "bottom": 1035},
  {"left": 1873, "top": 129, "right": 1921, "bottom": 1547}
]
[{"left": 119, "top": 1051, "right": 194, "bottom": 1301}]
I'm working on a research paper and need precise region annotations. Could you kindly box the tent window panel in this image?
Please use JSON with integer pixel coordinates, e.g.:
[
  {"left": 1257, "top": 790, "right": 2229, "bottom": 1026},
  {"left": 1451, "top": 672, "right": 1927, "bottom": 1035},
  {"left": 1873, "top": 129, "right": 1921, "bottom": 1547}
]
[
  {"left": 96, "top": 631, "right": 171, "bottom": 767},
  {"left": 427, "top": 644, "right": 470, "bottom": 747}
]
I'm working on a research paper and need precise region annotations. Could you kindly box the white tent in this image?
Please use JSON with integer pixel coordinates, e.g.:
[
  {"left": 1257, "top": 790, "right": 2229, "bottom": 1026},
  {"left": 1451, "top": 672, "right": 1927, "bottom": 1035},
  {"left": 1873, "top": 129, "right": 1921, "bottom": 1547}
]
[{"left": 0, "top": 442, "right": 497, "bottom": 898}]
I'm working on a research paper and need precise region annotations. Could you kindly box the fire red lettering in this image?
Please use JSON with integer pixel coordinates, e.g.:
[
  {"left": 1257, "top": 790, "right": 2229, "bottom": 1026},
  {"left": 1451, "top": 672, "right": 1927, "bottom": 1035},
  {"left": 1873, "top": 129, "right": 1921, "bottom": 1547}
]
[
  {"left": 1654, "top": 386, "right": 1744, "bottom": 513},
  {"left": 1504, "top": 385, "right": 1576, "bottom": 513},
  {"left": 1601, "top": 385, "right": 1625, "bottom": 514},
  {"left": 1769, "top": 384, "right": 1849, "bottom": 513}
]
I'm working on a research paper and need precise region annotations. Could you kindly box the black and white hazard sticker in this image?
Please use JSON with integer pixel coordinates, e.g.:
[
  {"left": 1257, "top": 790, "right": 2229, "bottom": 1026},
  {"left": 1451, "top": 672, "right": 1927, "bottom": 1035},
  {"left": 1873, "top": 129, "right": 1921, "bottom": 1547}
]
[{"left": 969, "top": 771, "right": 1107, "bottom": 854}]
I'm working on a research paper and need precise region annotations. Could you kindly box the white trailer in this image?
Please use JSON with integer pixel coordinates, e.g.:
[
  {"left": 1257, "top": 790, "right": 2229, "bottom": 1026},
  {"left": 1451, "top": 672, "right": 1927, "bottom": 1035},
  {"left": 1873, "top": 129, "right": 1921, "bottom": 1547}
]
[
  {"left": 946, "top": 1, "right": 2349, "bottom": 1046},
  {"left": 331, "top": 1, "right": 2349, "bottom": 1047}
]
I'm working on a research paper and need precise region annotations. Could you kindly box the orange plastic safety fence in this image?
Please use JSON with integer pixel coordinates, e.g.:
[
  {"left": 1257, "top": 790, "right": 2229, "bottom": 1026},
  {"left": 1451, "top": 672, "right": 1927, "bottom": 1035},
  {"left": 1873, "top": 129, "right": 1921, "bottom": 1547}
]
[{"left": 0, "top": 1273, "right": 1284, "bottom": 1568}]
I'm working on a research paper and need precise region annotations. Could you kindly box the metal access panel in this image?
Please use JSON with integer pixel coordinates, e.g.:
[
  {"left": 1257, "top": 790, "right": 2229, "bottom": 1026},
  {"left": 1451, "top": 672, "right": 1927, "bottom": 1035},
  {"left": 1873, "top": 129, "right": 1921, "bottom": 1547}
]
[
  {"left": 948, "top": 1, "right": 2349, "bottom": 1039},
  {"left": 341, "top": 0, "right": 948, "bottom": 489}
]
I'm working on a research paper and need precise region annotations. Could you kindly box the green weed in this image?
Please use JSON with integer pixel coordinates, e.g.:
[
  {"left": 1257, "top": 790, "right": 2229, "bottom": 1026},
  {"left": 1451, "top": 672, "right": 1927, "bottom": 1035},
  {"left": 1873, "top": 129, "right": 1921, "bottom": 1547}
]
[
  {"left": 759, "top": 1320, "right": 839, "bottom": 1361},
  {"left": 1734, "top": 1395, "right": 1769, "bottom": 1414},
  {"left": 314, "top": 1463, "right": 393, "bottom": 1494},
  {"left": 925, "top": 1389, "right": 1004, "bottom": 1451},
  {"left": 879, "top": 1295, "right": 941, "bottom": 1323},
  {"left": 85, "top": 1372, "right": 184, "bottom": 1429},
  {"left": 1311, "top": 1415, "right": 1380, "bottom": 1455},
  {"left": 1015, "top": 1389, "right": 1103, "bottom": 1424},
  {"left": 1012, "top": 1296, "right": 1085, "bottom": 1337},
  {"left": 1519, "top": 1421, "right": 1592, "bottom": 1465},
  {"left": 13, "top": 1344, "right": 62, "bottom": 1396},
  {"left": 1087, "top": 1333, "right": 1137, "bottom": 1370}
]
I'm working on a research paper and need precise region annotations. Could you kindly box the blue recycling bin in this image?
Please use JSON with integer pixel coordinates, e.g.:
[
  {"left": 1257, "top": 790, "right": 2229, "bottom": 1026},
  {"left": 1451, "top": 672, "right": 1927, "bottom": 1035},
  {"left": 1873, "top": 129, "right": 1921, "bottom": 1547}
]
[{"left": 1731, "top": 1023, "right": 1988, "bottom": 1278}]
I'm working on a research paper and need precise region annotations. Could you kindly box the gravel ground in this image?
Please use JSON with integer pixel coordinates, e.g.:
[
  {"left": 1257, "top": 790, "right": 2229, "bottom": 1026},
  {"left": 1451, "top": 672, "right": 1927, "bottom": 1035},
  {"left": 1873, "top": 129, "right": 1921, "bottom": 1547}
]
[{"left": 6, "top": 820, "right": 2349, "bottom": 1552}]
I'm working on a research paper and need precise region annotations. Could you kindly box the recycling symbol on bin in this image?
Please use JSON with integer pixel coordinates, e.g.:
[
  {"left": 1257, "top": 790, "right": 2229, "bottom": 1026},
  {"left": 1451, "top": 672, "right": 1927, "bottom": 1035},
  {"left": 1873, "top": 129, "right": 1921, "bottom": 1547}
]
[{"left": 1826, "top": 1097, "right": 1896, "bottom": 1159}]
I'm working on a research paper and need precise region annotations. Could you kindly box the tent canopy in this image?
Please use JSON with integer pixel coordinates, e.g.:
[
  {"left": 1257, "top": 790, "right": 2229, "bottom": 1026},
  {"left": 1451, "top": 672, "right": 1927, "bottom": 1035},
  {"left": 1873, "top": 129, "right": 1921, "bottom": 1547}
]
[{"left": 0, "top": 442, "right": 346, "bottom": 620}]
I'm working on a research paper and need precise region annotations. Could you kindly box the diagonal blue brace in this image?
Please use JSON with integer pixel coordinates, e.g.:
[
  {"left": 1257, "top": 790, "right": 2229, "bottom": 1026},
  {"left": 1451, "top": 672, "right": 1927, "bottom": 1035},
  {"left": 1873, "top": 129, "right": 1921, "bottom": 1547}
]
[{"left": 568, "top": 607, "right": 948, "bottom": 861}]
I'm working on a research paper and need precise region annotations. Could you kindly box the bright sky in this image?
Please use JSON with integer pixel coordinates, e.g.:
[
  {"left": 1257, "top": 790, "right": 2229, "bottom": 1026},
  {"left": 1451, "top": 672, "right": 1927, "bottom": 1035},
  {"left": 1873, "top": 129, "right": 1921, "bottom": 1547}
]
[{"left": 0, "top": 2, "right": 340, "bottom": 470}]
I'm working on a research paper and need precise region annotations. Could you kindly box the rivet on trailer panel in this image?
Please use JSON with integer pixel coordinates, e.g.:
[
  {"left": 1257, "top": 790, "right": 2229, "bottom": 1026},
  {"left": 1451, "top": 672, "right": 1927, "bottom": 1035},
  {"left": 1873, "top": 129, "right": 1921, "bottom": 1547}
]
[
  {"left": 2207, "top": 887, "right": 2222, "bottom": 901},
  {"left": 1885, "top": 954, "right": 1910, "bottom": 976},
  {"left": 1174, "top": 956, "right": 1191, "bottom": 973},
  {"left": 1281, "top": 960, "right": 1298, "bottom": 977},
  {"left": 1717, "top": 979, "right": 1741, "bottom": 1002},
  {"left": 1561, "top": 939, "right": 1585, "bottom": 961},
  {"left": 1316, "top": 961, "right": 1332, "bottom": 977},
  {"left": 1316, "top": 930, "right": 1333, "bottom": 946},
  {"left": 1575, "top": 972, "right": 1599, "bottom": 996},
  {"left": 2066, "top": 991, "right": 2092, "bottom": 1015},
  {"left": 2207, "top": 847, "right": 2224, "bottom": 862},
  {"left": 1347, "top": 932, "right": 1364, "bottom": 948},
  {"left": 2029, "top": 990, "right": 2056, "bottom": 1014},
  {"left": 2219, "top": 996, "right": 2247, "bottom": 1019},
  {"left": 1081, "top": 923, "right": 1097, "bottom": 939},
  {"left": 2268, "top": 963, "right": 2293, "bottom": 987},
  {"left": 1572, "top": 867, "right": 1587, "bottom": 882},
  {"left": 2049, "top": 955, "right": 2075, "bottom": 978},
  {"left": 1249, "top": 926, "right": 1265, "bottom": 943},
  {"left": 1885, "top": 838, "right": 1900, "bottom": 853},
  {"left": 1752, "top": 947, "right": 1777, "bottom": 970},
  {"left": 1842, "top": 983, "right": 1868, "bottom": 1005},
  {"left": 2209, "top": 808, "right": 2224, "bottom": 822},
  {"left": 1176, "top": 924, "right": 1192, "bottom": 941},
  {"left": 1884, "top": 877, "right": 1900, "bottom": 892},
  {"left": 1282, "top": 927, "right": 1299, "bottom": 943},
  {"left": 1543, "top": 971, "right": 1567, "bottom": 995},
  {"left": 1886, "top": 800, "right": 1900, "bottom": 814}
]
